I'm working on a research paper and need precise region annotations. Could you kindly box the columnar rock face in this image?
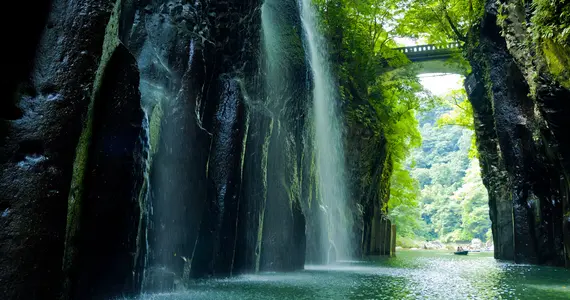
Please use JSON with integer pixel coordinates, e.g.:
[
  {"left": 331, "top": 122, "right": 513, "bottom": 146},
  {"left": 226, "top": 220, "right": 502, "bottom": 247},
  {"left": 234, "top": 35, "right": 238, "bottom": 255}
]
[
  {"left": 1, "top": 1, "right": 137, "bottom": 299},
  {"left": 0, "top": 0, "right": 333, "bottom": 298},
  {"left": 345, "top": 102, "right": 392, "bottom": 257},
  {"left": 466, "top": 0, "right": 570, "bottom": 267}
]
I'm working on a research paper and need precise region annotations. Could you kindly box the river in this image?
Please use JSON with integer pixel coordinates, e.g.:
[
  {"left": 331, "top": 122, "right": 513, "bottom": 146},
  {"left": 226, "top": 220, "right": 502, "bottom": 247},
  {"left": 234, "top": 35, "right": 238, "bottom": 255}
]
[{"left": 136, "top": 250, "right": 569, "bottom": 299}]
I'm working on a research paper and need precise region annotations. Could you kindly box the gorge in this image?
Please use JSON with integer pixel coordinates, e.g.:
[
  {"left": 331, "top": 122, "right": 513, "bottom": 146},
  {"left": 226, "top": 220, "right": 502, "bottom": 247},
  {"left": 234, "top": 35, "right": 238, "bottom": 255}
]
[{"left": 0, "top": 0, "right": 569, "bottom": 299}]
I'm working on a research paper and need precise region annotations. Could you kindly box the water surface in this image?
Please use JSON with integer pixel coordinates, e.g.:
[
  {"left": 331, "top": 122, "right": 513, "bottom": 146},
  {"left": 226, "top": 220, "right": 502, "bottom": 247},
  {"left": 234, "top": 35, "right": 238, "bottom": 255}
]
[{"left": 138, "top": 250, "right": 570, "bottom": 299}]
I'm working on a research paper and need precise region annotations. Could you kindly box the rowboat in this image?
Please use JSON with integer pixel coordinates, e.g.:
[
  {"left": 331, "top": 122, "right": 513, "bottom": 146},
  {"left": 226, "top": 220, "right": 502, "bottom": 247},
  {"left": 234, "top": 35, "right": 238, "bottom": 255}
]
[{"left": 454, "top": 250, "right": 468, "bottom": 255}]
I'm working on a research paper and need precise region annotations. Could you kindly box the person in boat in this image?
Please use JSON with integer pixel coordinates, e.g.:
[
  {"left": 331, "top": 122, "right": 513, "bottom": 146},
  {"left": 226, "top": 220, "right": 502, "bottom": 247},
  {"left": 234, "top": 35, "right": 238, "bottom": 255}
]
[{"left": 457, "top": 246, "right": 464, "bottom": 252}]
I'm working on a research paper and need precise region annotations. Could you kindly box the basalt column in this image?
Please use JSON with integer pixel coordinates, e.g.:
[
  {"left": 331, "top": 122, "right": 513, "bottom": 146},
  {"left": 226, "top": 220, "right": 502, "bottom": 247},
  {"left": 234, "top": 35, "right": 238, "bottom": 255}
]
[
  {"left": 466, "top": 0, "right": 570, "bottom": 266},
  {"left": 125, "top": 0, "right": 213, "bottom": 289},
  {"left": 189, "top": 0, "right": 263, "bottom": 278},
  {"left": 465, "top": 71, "right": 514, "bottom": 261},
  {"left": 0, "top": 1, "right": 145, "bottom": 298},
  {"left": 257, "top": 0, "right": 310, "bottom": 271},
  {"left": 467, "top": 7, "right": 540, "bottom": 264}
]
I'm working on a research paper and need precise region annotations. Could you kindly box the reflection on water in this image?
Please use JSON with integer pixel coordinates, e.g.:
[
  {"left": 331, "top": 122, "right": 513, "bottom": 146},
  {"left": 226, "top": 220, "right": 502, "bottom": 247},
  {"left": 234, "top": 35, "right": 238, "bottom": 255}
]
[{"left": 136, "top": 251, "right": 570, "bottom": 300}]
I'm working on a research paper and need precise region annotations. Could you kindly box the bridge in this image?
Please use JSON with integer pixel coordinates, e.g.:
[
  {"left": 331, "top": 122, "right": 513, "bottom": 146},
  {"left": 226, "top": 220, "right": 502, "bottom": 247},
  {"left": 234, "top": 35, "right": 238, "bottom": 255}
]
[
  {"left": 393, "top": 42, "right": 462, "bottom": 62},
  {"left": 392, "top": 42, "right": 465, "bottom": 75}
]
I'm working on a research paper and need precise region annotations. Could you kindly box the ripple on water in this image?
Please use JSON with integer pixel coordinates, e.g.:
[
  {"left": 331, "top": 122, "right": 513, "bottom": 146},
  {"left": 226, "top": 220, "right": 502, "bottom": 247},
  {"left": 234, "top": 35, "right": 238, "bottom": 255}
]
[{"left": 133, "top": 251, "right": 570, "bottom": 300}]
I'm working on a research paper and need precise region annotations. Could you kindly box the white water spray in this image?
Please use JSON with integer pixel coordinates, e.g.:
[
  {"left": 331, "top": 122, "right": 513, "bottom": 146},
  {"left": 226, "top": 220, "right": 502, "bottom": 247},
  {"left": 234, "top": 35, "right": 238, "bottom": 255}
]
[{"left": 298, "top": 0, "right": 352, "bottom": 261}]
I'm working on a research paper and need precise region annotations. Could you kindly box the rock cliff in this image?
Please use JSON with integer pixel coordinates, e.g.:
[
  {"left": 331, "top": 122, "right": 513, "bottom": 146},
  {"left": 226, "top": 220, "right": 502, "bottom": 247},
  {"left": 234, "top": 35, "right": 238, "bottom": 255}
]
[
  {"left": 465, "top": 0, "right": 569, "bottom": 267},
  {"left": 0, "top": 0, "right": 341, "bottom": 298}
]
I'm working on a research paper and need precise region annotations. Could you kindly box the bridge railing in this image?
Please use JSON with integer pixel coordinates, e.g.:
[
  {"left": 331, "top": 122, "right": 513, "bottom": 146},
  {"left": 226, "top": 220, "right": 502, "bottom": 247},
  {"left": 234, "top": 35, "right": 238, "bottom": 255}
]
[{"left": 393, "top": 42, "right": 462, "bottom": 54}]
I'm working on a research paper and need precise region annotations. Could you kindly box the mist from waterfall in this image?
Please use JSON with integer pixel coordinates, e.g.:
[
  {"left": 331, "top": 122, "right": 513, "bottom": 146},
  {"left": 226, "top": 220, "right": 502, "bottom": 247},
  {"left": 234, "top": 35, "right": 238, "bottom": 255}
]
[{"left": 298, "top": 0, "right": 352, "bottom": 261}]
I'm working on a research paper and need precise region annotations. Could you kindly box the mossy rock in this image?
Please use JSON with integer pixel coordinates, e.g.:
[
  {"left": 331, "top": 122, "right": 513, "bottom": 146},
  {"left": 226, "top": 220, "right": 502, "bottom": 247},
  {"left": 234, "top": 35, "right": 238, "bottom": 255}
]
[
  {"left": 541, "top": 39, "right": 570, "bottom": 89},
  {"left": 149, "top": 102, "right": 163, "bottom": 155}
]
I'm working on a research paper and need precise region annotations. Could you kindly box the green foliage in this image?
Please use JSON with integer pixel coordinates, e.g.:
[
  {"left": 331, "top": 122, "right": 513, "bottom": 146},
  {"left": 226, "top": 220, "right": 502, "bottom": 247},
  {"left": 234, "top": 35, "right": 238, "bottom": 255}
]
[
  {"left": 436, "top": 89, "right": 473, "bottom": 130},
  {"left": 531, "top": 0, "right": 570, "bottom": 88},
  {"left": 499, "top": 0, "right": 570, "bottom": 90},
  {"left": 313, "top": 2, "right": 426, "bottom": 167},
  {"left": 395, "top": 0, "right": 486, "bottom": 75},
  {"left": 313, "top": 0, "right": 490, "bottom": 245},
  {"left": 396, "top": 235, "right": 424, "bottom": 248},
  {"left": 436, "top": 87, "right": 478, "bottom": 157},
  {"left": 541, "top": 38, "right": 570, "bottom": 89},
  {"left": 388, "top": 163, "right": 424, "bottom": 238},
  {"left": 531, "top": 0, "right": 570, "bottom": 45},
  {"left": 452, "top": 159, "right": 491, "bottom": 241},
  {"left": 313, "top": 0, "right": 431, "bottom": 239},
  {"left": 396, "top": 0, "right": 485, "bottom": 43},
  {"left": 410, "top": 106, "right": 490, "bottom": 243}
]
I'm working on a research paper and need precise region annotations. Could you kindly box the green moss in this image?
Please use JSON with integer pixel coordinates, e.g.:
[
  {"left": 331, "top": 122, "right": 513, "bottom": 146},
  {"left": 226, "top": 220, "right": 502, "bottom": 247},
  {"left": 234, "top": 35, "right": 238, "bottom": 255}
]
[
  {"left": 256, "top": 118, "right": 273, "bottom": 272},
  {"left": 541, "top": 39, "right": 570, "bottom": 89},
  {"left": 62, "top": 0, "right": 123, "bottom": 294},
  {"left": 283, "top": 25, "right": 305, "bottom": 65},
  {"left": 380, "top": 155, "right": 393, "bottom": 213},
  {"left": 149, "top": 102, "right": 163, "bottom": 154},
  {"left": 531, "top": 0, "right": 570, "bottom": 44}
]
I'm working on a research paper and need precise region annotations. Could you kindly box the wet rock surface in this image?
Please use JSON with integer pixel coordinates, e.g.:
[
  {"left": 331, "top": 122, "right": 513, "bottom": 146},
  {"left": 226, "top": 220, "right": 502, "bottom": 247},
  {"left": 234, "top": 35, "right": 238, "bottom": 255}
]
[
  {"left": 466, "top": 0, "right": 570, "bottom": 267},
  {"left": 66, "top": 43, "right": 145, "bottom": 300},
  {"left": 0, "top": 0, "right": 118, "bottom": 298},
  {"left": 1, "top": 0, "right": 569, "bottom": 299},
  {"left": 346, "top": 106, "right": 392, "bottom": 257},
  {"left": 1, "top": 0, "right": 318, "bottom": 297}
]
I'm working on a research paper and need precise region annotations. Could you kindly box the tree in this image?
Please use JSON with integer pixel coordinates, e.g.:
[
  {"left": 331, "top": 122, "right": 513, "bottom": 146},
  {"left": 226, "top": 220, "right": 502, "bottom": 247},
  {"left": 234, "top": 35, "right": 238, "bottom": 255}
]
[
  {"left": 396, "top": 0, "right": 485, "bottom": 44},
  {"left": 314, "top": 0, "right": 430, "bottom": 241},
  {"left": 452, "top": 159, "right": 491, "bottom": 240},
  {"left": 409, "top": 103, "right": 490, "bottom": 243},
  {"left": 313, "top": 0, "right": 491, "bottom": 244},
  {"left": 388, "top": 165, "right": 423, "bottom": 238}
]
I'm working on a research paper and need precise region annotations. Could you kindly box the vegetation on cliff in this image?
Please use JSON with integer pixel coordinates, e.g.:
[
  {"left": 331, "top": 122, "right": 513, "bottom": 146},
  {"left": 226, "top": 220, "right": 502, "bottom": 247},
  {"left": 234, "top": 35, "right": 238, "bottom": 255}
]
[
  {"left": 313, "top": 1, "right": 428, "bottom": 242},
  {"left": 312, "top": 0, "right": 494, "bottom": 246},
  {"left": 410, "top": 103, "right": 490, "bottom": 243},
  {"left": 394, "top": 0, "right": 569, "bottom": 266},
  {"left": 397, "top": 0, "right": 485, "bottom": 43}
]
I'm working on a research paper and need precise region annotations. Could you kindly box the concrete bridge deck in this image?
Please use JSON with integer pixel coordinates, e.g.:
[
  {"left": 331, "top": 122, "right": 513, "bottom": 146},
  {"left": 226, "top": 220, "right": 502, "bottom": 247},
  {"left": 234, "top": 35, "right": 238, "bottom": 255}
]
[
  {"left": 394, "top": 42, "right": 462, "bottom": 62},
  {"left": 391, "top": 42, "right": 465, "bottom": 74}
]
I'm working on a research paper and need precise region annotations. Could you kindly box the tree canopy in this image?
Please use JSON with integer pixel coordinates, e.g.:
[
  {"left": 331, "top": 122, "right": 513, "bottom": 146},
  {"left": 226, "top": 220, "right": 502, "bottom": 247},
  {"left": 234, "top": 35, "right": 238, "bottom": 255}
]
[{"left": 396, "top": 0, "right": 485, "bottom": 43}]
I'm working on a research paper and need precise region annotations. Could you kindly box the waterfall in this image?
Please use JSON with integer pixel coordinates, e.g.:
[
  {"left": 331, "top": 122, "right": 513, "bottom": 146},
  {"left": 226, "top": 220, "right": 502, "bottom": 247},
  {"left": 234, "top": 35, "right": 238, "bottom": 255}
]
[
  {"left": 298, "top": 0, "right": 352, "bottom": 261},
  {"left": 137, "top": 108, "right": 152, "bottom": 289}
]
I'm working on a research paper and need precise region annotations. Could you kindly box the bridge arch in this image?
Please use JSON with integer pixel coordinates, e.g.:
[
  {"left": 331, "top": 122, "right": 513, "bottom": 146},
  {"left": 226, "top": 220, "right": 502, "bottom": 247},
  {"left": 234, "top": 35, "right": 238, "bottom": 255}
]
[{"left": 393, "top": 42, "right": 467, "bottom": 75}]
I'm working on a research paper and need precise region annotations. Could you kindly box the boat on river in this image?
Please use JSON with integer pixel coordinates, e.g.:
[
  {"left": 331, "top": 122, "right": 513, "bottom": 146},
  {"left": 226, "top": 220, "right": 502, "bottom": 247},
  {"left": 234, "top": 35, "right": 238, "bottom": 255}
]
[{"left": 454, "top": 250, "right": 469, "bottom": 255}]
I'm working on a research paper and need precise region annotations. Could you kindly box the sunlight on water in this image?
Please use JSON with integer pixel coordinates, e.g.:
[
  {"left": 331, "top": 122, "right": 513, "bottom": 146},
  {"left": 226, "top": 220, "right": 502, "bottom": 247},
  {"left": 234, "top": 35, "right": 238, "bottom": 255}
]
[{"left": 134, "top": 251, "right": 570, "bottom": 300}]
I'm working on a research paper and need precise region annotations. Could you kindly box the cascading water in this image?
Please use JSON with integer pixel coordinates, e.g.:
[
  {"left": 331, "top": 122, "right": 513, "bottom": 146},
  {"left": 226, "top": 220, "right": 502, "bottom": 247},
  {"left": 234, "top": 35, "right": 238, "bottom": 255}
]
[
  {"left": 257, "top": 0, "right": 309, "bottom": 271},
  {"left": 298, "top": 0, "right": 352, "bottom": 261},
  {"left": 136, "top": 108, "right": 152, "bottom": 290}
]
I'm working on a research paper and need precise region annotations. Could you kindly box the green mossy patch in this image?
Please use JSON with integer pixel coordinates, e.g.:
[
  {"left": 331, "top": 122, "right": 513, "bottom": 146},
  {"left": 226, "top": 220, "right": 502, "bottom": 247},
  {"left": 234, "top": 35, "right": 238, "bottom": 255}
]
[
  {"left": 283, "top": 26, "right": 305, "bottom": 67},
  {"left": 63, "top": 0, "right": 123, "bottom": 294},
  {"left": 149, "top": 102, "right": 163, "bottom": 155},
  {"left": 541, "top": 39, "right": 570, "bottom": 89}
]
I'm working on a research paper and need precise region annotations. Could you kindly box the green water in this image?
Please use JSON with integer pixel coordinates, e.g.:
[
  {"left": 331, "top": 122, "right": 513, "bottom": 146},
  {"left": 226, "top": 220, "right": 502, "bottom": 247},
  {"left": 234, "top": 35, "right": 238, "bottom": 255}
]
[{"left": 139, "top": 250, "right": 570, "bottom": 300}]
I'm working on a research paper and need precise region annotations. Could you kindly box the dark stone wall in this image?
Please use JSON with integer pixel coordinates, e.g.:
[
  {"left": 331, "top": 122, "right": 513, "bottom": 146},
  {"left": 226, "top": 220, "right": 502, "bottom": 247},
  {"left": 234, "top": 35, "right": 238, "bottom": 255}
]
[
  {"left": 257, "top": 0, "right": 312, "bottom": 271},
  {"left": 465, "top": 72, "right": 514, "bottom": 260},
  {"left": 65, "top": 44, "right": 145, "bottom": 300},
  {"left": 466, "top": 0, "right": 570, "bottom": 267},
  {"left": 0, "top": 0, "right": 121, "bottom": 298},
  {"left": 0, "top": 0, "right": 324, "bottom": 298},
  {"left": 345, "top": 99, "right": 392, "bottom": 257}
]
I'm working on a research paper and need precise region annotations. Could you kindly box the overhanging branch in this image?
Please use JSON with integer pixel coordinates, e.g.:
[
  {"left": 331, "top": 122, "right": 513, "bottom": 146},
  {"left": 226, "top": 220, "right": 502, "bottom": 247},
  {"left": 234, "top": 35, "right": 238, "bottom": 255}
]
[{"left": 443, "top": 9, "right": 466, "bottom": 42}]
